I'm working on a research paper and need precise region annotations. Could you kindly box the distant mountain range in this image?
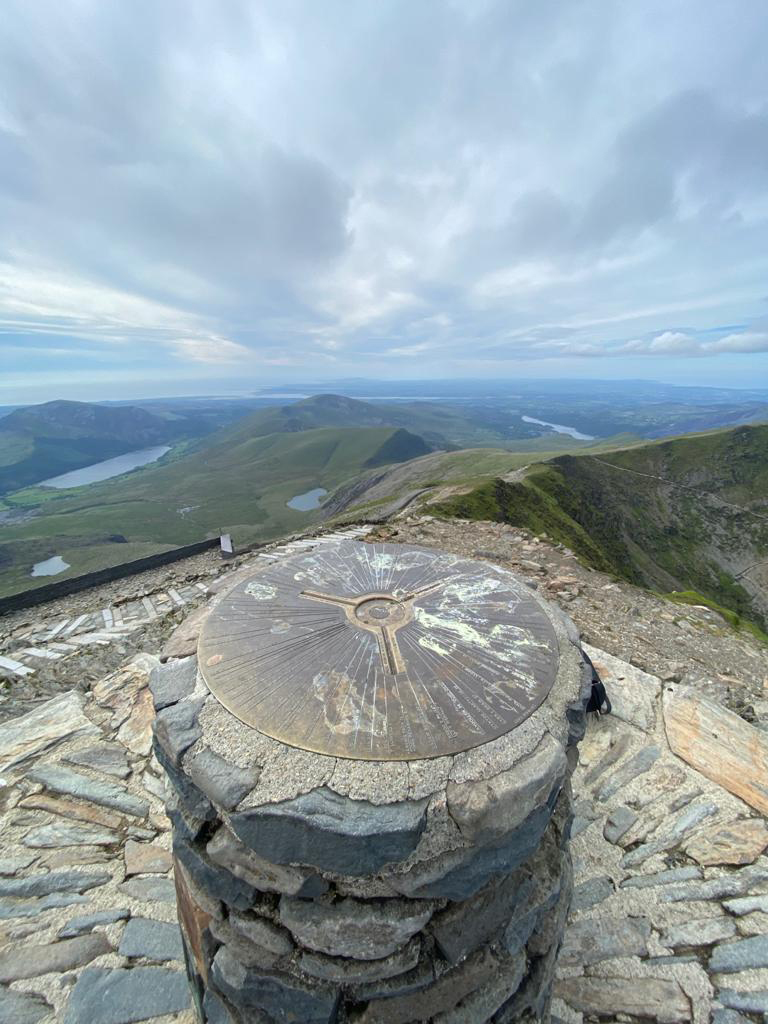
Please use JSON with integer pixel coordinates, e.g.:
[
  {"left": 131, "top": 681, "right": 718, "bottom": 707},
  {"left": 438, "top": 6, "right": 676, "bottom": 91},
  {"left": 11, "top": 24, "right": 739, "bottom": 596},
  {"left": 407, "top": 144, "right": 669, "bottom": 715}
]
[{"left": 1, "top": 393, "right": 766, "bottom": 626}]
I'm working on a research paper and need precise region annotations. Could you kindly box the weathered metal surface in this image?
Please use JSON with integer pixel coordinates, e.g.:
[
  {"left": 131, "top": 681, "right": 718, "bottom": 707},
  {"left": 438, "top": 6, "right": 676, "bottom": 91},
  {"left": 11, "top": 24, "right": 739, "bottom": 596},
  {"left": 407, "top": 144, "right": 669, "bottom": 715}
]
[{"left": 198, "top": 541, "right": 560, "bottom": 761}]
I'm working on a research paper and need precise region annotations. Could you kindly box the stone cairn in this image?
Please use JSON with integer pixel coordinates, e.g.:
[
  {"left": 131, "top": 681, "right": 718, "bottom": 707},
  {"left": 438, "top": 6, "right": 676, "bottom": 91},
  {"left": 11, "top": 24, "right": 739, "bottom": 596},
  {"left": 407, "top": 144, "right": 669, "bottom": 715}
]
[{"left": 150, "top": 541, "right": 590, "bottom": 1023}]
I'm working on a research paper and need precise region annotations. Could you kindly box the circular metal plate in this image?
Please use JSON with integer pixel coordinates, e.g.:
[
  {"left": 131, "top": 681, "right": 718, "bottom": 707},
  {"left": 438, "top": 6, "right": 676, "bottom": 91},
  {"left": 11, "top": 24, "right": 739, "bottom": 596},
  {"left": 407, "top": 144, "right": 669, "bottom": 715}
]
[{"left": 198, "top": 541, "right": 560, "bottom": 761}]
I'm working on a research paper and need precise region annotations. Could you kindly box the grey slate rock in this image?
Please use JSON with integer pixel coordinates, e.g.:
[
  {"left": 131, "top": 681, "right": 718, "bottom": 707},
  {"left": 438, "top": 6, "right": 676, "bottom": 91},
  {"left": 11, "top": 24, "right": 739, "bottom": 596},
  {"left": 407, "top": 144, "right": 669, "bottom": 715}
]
[
  {"left": 717, "top": 989, "right": 768, "bottom": 1014},
  {"left": 391, "top": 800, "right": 554, "bottom": 900},
  {"left": 0, "top": 932, "right": 111, "bottom": 982},
  {"left": 0, "top": 869, "right": 110, "bottom": 899},
  {"left": 28, "top": 763, "right": 148, "bottom": 819},
  {"left": 430, "top": 868, "right": 532, "bottom": 963},
  {"left": 660, "top": 863, "right": 768, "bottom": 902},
  {"left": 0, "top": 892, "right": 88, "bottom": 919},
  {"left": 59, "top": 908, "right": 130, "bottom": 938},
  {"left": 207, "top": 825, "right": 328, "bottom": 898},
  {"left": 0, "top": 988, "right": 51, "bottom": 1024},
  {"left": 661, "top": 917, "right": 736, "bottom": 948},
  {"left": 154, "top": 697, "right": 205, "bottom": 764},
  {"left": 298, "top": 939, "right": 420, "bottom": 984},
  {"left": 570, "top": 798, "right": 600, "bottom": 838},
  {"left": 64, "top": 742, "right": 130, "bottom": 779},
  {"left": 211, "top": 946, "right": 339, "bottom": 1024},
  {"left": 173, "top": 834, "right": 258, "bottom": 911},
  {"left": 560, "top": 916, "right": 651, "bottom": 966},
  {"left": 23, "top": 822, "right": 118, "bottom": 848},
  {"left": 572, "top": 875, "right": 614, "bottom": 912},
  {"left": 710, "top": 934, "right": 768, "bottom": 973},
  {"left": 229, "top": 786, "right": 429, "bottom": 876},
  {"left": 603, "top": 805, "right": 638, "bottom": 844},
  {"left": 279, "top": 894, "right": 433, "bottom": 960},
  {"left": 351, "top": 959, "right": 436, "bottom": 1002},
  {"left": 202, "top": 989, "right": 241, "bottom": 1024},
  {"left": 0, "top": 853, "right": 35, "bottom": 875},
  {"left": 61, "top": 966, "right": 190, "bottom": 1024},
  {"left": 119, "top": 918, "right": 184, "bottom": 962},
  {"left": 712, "top": 1010, "right": 752, "bottom": 1024},
  {"left": 228, "top": 912, "right": 294, "bottom": 956},
  {"left": 594, "top": 744, "right": 661, "bottom": 802},
  {"left": 723, "top": 894, "right": 768, "bottom": 915},
  {"left": 149, "top": 657, "right": 197, "bottom": 710},
  {"left": 186, "top": 747, "right": 259, "bottom": 811},
  {"left": 620, "top": 866, "right": 701, "bottom": 889},
  {"left": 621, "top": 800, "right": 719, "bottom": 868},
  {"left": 155, "top": 741, "right": 216, "bottom": 821},
  {"left": 118, "top": 877, "right": 177, "bottom": 903}
]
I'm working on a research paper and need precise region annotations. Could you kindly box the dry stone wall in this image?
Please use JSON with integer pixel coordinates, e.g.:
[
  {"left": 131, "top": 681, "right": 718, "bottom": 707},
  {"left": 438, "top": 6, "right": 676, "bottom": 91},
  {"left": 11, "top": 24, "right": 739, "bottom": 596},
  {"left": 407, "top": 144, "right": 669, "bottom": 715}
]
[{"left": 150, "top": 570, "right": 590, "bottom": 1024}]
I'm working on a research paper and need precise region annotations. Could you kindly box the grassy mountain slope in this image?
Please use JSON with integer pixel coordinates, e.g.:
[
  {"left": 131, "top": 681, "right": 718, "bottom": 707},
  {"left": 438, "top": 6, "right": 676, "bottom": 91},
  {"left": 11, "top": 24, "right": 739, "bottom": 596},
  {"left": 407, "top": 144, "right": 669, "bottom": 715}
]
[
  {"left": 0, "top": 400, "right": 185, "bottom": 494},
  {"left": 0, "top": 426, "right": 429, "bottom": 596},
  {"left": 432, "top": 424, "right": 768, "bottom": 630}
]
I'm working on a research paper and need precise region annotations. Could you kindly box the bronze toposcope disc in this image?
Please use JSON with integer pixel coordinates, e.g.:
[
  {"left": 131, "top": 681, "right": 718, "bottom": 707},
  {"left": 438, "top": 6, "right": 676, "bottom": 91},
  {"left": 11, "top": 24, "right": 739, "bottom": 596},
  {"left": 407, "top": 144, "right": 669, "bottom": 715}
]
[{"left": 198, "top": 541, "right": 560, "bottom": 761}]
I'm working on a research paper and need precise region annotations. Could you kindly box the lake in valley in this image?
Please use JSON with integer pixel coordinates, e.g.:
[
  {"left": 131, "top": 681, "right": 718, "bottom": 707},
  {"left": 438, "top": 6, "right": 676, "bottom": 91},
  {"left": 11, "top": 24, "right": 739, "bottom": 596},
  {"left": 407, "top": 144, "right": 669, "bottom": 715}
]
[
  {"left": 39, "top": 445, "right": 171, "bottom": 489},
  {"left": 287, "top": 487, "right": 328, "bottom": 511}
]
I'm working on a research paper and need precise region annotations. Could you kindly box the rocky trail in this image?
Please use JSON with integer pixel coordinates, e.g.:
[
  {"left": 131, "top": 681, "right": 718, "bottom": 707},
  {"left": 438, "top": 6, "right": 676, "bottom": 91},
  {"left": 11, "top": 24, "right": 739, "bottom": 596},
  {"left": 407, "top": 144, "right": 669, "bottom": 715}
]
[{"left": 0, "top": 514, "right": 766, "bottom": 1022}]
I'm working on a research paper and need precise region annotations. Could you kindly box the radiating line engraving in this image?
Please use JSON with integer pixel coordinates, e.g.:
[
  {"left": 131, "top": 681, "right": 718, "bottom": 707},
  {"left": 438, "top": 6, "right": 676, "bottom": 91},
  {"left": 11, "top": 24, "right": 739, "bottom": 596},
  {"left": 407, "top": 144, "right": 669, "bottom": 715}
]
[{"left": 198, "top": 541, "right": 560, "bottom": 760}]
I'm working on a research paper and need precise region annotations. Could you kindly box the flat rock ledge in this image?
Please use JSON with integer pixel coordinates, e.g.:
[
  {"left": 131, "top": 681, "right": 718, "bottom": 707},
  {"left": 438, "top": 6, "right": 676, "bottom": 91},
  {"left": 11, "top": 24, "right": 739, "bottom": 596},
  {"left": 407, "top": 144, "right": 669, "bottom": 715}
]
[{"left": 151, "top": 577, "right": 589, "bottom": 1023}]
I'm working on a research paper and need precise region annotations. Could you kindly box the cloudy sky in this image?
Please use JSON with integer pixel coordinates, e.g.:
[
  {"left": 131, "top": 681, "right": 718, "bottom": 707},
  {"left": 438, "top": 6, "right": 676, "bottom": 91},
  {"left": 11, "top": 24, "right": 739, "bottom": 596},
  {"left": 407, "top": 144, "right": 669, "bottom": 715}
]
[{"left": 2, "top": 0, "right": 768, "bottom": 401}]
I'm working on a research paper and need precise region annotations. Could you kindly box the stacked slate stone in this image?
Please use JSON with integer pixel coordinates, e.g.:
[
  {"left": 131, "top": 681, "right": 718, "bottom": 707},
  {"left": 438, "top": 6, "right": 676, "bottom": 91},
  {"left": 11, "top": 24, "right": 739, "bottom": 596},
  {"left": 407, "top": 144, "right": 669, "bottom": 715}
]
[{"left": 150, "top": 603, "right": 590, "bottom": 1023}]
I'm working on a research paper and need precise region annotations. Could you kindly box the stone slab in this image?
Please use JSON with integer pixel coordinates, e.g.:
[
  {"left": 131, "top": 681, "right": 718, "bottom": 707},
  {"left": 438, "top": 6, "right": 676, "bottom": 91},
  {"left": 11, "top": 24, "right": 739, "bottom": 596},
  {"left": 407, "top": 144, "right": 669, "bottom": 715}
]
[
  {"left": 710, "top": 934, "right": 768, "bottom": 973},
  {"left": 594, "top": 744, "right": 661, "bottom": 802},
  {"left": 210, "top": 946, "right": 339, "bottom": 1024},
  {"left": 279, "top": 894, "right": 433, "bottom": 960},
  {"left": 0, "top": 932, "right": 111, "bottom": 982},
  {"left": 206, "top": 825, "right": 327, "bottom": 898},
  {"left": 684, "top": 819, "right": 768, "bottom": 866},
  {"left": 61, "top": 966, "right": 190, "bottom": 1024},
  {"left": 229, "top": 786, "right": 429, "bottom": 876},
  {"left": 559, "top": 916, "right": 650, "bottom": 966},
  {"left": 149, "top": 657, "right": 198, "bottom": 709},
  {"left": 0, "top": 691, "right": 99, "bottom": 773},
  {"left": 186, "top": 747, "right": 259, "bottom": 811},
  {"left": 582, "top": 643, "right": 660, "bottom": 732},
  {"left": 664, "top": 686, "right": 768, "bottom": 814},
  {"left": 0, "top": 988, "right": 51, "bottom": 1024},
  {"left": 124, "top": 840, "right": 172, "bottom": 875},
  {"left": 661, "top": 917, "right": 737, "bottom": 948},
  {"left": 23, "top": 822, "right": 118, "bottom": 848},
  {"left": 555, "top": 976, "right": 691, "bottom": 1023},
  {"left": 119, "top": 917, "right": 184, "bottom": 961},
  {"left": 0, "top": 869, "right": 110, "bottom": 900},
  {"left": 64, "top": 742, "right": 130, "bottom": 779},
  {"left": 28, "top": 763, "right": 149, "bottom": 819},
  {"left": 58, "top": 908, "right": 130, "bottom": 938}
]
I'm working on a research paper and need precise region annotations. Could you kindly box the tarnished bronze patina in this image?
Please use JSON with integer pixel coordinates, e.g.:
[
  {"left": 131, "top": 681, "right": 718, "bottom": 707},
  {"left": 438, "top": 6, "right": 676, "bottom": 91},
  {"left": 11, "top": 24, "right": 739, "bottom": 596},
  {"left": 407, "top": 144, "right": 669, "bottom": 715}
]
[{"left": 198, "top": 541, "right": 560, "bottom": 760}]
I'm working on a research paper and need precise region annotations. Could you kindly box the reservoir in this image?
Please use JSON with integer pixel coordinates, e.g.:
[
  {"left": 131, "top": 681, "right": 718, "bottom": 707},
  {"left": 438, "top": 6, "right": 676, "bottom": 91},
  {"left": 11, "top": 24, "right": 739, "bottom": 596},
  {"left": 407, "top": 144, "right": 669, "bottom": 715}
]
[
  {"left": 40, "top": 445, "right": 171, "bottom": 489},
  {"left": 30, "top": 555, "right": 70, "bottom": 577},
  {"left": 522, "top": 416, "right": 595, "bottom": 441},
  {"left": 287, "top": 487, "right": 328, "bottom": 511}
]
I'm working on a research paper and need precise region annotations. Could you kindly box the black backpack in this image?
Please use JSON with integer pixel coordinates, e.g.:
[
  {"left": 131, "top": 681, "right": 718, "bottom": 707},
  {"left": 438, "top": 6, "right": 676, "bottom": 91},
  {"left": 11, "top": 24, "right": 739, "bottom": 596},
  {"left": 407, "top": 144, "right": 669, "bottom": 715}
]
[{"left": 583, "top": 651, "right": 612, "bottom": 716}]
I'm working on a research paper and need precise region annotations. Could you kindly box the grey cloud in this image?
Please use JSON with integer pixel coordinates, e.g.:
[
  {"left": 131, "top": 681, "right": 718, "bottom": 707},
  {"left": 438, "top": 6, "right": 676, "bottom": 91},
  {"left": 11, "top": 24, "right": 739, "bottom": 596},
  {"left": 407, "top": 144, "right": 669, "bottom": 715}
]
[{"left": 0, "top": 0, "right": 767, "bottom": 384}]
